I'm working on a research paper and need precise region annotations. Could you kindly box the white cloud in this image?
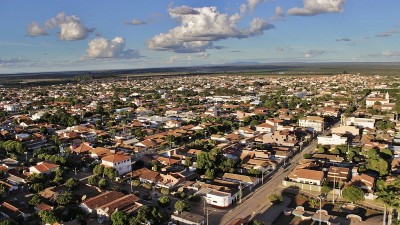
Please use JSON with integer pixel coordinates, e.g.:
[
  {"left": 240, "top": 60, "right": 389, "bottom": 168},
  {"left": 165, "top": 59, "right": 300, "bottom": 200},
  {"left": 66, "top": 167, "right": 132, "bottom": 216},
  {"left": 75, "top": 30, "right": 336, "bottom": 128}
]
[
  {"left": 86, "top": 37, "right": 140, "bottom": 59},
  {"left": 197, "top": 52, "right": 209, "bottom": 58},
  {"left": 272, "top": 6, "right": 285, "bottom": 21},
  {"left": 26, "top": 22, "right": 48, "bottom": 37},
  {"left": 147, "top": 6, "right": 273, "bottom": 53},
  {"left": 381, "top": 50, "right": 400, "bottom": 57},
  {"left": 288, "top": 0, "right": 345, "bottom": 16},
  {"left": 125, "top": 19, "right": 146, "bottom": 25},
  {"left": 45, "top": 12, "right": 94, "bottom": 40},
  {"left": 304, "top": 50, "right": 327, "bottom": 58},
  {"left": 248, "top": 0, "right": 263, "bottom": 11}
]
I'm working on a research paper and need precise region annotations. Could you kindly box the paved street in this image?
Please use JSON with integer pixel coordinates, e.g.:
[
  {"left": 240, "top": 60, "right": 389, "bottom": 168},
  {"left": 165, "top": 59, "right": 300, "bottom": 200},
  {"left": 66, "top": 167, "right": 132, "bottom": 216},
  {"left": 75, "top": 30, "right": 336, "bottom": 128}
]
[{"left": 214, "top": 126, "right": 336, "bottom": 225}]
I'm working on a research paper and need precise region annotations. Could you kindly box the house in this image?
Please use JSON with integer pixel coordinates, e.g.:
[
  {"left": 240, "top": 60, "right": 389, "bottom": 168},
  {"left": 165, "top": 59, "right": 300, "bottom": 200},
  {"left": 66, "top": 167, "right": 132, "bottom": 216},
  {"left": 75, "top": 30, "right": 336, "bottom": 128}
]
[
  {"left": 158, "top": 173, "right": 186, "bottom": 189},
  {"left": 326, "top": 166, "right": 350, "bottom": 184},
  {"left": 171, "top": 211, "right": 205, "bottom": 225},
  {"left": 262, "top": 130, "right": 298, "bottom": 147},
  {"left": 29, "top": 162, "right": 59, "bottom": 174},
  {"left": 221, "top": 173, "right": 261, "bottom": 190},
  {"left": 287, "top": 169, "right": 324, "bottom": 186},
  {"left": 255, "top": 123, "right": 274, "bottom": 133},
  {"left": 342, "top": 116, "right": 375, "bottom": 129},
  {"left": 96, "top": 194, "right": 141, "bottom": 220},
  {"left": 298, "top": 116, "right": 324, "bottom": 132},
  {"left": 80, "top": 191, "right": 125, "bottom": 213},
  {"left": 0, "top": 201, "right": 31, "bottom": 221},
  {"left": 101, "top": 154, "right": 132, "bottom": 175},
  {"left": 317, "top": 134, "right": 347, "bottom": 146},
  {"left": 349, "top": 173, "right": 375, "bottom": 192}
]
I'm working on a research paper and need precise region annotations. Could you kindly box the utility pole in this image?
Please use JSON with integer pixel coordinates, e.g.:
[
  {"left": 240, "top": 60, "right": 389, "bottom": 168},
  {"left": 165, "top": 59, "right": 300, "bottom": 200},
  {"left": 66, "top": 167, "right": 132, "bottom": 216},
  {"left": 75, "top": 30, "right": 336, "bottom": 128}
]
[
  {"left": 332, "top": 167, "right": 337, "bottom": 204},
  {"left": 239, "top": 182, "right": 243, "bottom": 204}
]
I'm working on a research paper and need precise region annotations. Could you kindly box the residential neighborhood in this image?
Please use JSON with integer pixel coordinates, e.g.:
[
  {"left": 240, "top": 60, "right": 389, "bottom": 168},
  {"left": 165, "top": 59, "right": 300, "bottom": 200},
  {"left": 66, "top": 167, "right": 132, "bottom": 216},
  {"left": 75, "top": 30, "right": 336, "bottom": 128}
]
[{"left": 0, "top": 72, "right": 399, "bottom": 225}]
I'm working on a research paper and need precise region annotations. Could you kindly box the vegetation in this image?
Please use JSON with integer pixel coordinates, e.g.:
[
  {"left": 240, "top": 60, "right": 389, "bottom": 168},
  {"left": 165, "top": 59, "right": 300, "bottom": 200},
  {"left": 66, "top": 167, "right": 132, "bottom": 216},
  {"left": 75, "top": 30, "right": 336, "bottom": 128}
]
[
  {"left": 174, "top": 200, "right": 189, "bottom": 213},
  {"left": 268, "top": 194, "right": 283, "bottom": 204},
  {"left": 342, "top": 186, "right": 365, "bottom": 203}
]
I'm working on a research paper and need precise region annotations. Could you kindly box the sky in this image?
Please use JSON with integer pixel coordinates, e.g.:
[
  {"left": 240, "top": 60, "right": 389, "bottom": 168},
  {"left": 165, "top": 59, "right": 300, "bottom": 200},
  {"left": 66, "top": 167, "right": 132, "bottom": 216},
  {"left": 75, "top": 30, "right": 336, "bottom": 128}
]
[{"left": 0, "top": 0, "right": 399, "bottom": 74}]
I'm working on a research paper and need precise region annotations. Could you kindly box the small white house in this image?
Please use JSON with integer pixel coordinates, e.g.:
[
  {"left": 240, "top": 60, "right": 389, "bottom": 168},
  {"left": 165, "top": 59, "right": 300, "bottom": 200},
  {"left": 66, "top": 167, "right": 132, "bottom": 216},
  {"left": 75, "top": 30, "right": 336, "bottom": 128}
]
[
  {"left": 317, "top": 134, "right": 347, "bottom": 146},
  {"left": 101, "top": 154, "right": 132, "bottom": 175}
]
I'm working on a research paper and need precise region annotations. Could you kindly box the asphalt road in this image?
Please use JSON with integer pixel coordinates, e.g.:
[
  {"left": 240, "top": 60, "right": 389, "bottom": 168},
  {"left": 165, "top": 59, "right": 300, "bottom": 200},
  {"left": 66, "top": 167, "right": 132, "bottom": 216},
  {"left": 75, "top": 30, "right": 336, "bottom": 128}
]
[{"left": 215, "top": 127, "right": 334, "bottom": 225}]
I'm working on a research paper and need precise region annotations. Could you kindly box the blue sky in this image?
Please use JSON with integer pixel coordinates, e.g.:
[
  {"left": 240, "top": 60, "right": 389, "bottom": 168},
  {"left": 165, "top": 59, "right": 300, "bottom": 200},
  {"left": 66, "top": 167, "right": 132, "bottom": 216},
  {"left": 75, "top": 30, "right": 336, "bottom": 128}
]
[{"left": 0, "top": 0, "right": 399, "bottom": 73}]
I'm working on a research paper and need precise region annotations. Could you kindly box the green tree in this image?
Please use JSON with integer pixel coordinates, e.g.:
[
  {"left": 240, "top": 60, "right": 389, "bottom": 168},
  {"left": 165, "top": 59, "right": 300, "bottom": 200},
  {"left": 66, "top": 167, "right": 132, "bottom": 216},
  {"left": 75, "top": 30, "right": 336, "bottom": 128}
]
[
  {"left": 157, "top": 195, "right": 171, "bottom": 208},
  {"left": 342, "top": 186, "right": 365, "bottom": 203},
  {"left": 104, "top": 167, "right": 119, "bottom": 180},
  {"left": 98, "top": 178, "right": 108, "bottom": 189},
  {"left": 93, "top": 164, "right": 104, "bottom": 176},
  {"left": 30, "top": 183, "right": 44, "bottom": 193},
  {"left": 38, "top": 210, "right": 58, "bottom": 224},
  {"left": 56, "top": 191, "right": 74, "bottom": 205},
  {"left": 204, "top": 168, "right": 215, "bottom": 179},
  {"left": 308, "top": 198, "right": 319, "bottom": 208},
  {"left": 65, "top": 178, "right": 80, "bottom": 190},
  {"left": 174, "top": 200, "right": 189, "bottom": 213},
  {"left": 268, "top": 194, "right": 283, "bottom": 204},
  {"left": 0, "top": 220, "right": 17, "bottom": 225},
  {"left": 28, "top": 195, "right": 41, "bottom": 206},
  {"left": 250, "top": 220, "right": 264, "bottom": 225},
  {"left": 111, "top": 211, "right": 129, "bottom": 225},
  {"left": 321, "top": 185, "right": 332, "bottom": 195},
  {"left": 380, "top": 148, "right": 393, "bottom": 160},
  {"left": 88, "top": 175, "right": 97, "bottom": 186},
  {"left": 366, "top": 157, "right": 389, "bottom": 176}
]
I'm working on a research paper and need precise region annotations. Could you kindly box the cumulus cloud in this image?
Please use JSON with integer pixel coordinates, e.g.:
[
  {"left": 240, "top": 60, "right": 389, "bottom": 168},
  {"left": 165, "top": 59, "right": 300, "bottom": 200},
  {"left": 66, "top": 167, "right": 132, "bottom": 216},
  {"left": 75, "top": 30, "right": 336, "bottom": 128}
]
[
  {"left": 288, "top": 0, "right": 345, "bottom": 16},
  {"left": 26, "top": 22, "right": 48, "bottom": 37},
  {"left": 45, "top": 12, "right": 94, "bottom": 40},
  {"left": 86, "top": 37, "right": 140, "bottom": 59},
  {"left": 248, "top": 0, "right": 263, "bottom": 11},
  {"left": 271, "top": 6, "right": 285, "bottom": 21},
  {"left": 147, "top": 6, "right": 274, "bottom": 53},
  {"left": 125, "top": 19, "right": 146, "bottom": 25},
  {"left": 304, "top": 50, "right": 327, "bottom": 58},
  {"left": 376, "top": 29, "right": 398, "bottom": 37}
]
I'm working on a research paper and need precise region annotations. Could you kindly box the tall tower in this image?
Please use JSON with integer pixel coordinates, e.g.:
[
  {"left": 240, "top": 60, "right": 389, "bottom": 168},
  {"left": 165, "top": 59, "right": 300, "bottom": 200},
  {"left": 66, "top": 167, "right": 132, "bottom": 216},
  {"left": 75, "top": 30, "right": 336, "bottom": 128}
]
[{"left": 385, "top": 92, "right": 389, "bottom": 100}]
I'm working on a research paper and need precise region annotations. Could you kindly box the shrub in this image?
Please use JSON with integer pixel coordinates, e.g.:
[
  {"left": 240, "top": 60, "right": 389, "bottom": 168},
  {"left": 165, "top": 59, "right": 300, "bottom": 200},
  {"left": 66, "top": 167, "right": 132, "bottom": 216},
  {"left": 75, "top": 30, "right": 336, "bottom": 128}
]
[
  {"left": 188, "top": 195, "right": 201, "bottom": 202},
  {"left": 268, "top": 194, "right": 283, "bottom": 204},
  {"left": 141, "top": 182, "right": 152, "bottom": 190},
  {"left": 131, "top": 180, "right": 140, "bottom": 187}
]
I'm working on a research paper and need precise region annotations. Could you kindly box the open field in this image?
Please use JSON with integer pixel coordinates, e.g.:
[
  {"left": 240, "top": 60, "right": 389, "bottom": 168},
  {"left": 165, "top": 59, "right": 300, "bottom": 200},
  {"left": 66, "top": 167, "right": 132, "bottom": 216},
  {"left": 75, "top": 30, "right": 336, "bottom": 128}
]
[{"left": 1, "top": 62, "right": 400, "bottom": 87}]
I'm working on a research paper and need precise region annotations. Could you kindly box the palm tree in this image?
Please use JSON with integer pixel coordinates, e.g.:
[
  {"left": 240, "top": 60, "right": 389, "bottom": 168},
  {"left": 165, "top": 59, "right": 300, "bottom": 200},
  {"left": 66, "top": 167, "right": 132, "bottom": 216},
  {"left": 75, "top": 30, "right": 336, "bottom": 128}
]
[{"left": 376, "top": 189, "right": 400, "bottom": 225}]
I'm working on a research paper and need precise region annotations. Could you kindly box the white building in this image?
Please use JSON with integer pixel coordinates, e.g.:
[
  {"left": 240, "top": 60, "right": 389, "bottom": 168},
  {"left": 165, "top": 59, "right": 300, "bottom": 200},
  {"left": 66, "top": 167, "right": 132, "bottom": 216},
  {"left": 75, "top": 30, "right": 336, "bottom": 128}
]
[
  {"left": 342, "top": 116, "right": 375, "bottom": 129},
  {"left": 101, "top": 154, "right": 132, "bottom": 175},
  {"left": 317, "top": 134, "right": 348, "bottom": 146},
  {"left": 298, "top": 116, "right": 324, "bottom": 132},
  {"left": 205, "top": 190, "right": 233, "bottom": 208},
  {"left": 365, "top": 92, "right": 390, "bottom": 107}
]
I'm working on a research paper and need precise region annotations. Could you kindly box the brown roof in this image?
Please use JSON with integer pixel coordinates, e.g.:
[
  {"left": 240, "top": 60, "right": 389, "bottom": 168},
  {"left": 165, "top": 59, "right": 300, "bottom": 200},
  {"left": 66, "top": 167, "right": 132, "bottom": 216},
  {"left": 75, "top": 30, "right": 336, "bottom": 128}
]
[
  {"left": 101, "top": 154, "right": 131, "bottom": 163},
  {"left": 99, "top": 194, "right": 140, "bottom": 214},
  {"left": 288, "top": 168, "right": 324, "bottom": 181},
  {"left": 82, "top": 191, "right": 125, "bottom": 210},
  {"left": 31, "top": 162, "right": 59, "bottom": 173}
]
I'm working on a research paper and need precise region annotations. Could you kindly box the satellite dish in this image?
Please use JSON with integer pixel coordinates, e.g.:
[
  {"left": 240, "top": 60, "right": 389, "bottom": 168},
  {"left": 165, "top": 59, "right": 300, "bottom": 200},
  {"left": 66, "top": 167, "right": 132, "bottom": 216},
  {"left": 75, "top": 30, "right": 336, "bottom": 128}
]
[
  {"left": 81, "top": 195, "right": 87, "bottom": 201},
  {"left": 104, "top": 207, "right": 109, "bottom": 213}
]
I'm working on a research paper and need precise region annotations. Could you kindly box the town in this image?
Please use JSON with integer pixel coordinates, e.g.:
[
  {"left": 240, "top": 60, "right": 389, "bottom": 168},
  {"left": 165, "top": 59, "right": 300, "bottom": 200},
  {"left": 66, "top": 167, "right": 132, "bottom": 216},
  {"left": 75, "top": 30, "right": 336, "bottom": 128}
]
[{"left": 0, "top": 72, "right": 399, "bottom": 225}]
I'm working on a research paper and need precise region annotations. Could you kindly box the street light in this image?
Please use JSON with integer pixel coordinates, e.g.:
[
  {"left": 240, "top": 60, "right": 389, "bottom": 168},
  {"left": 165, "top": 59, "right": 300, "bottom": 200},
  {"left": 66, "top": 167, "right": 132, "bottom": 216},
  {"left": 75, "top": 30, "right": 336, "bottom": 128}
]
[{"left": 317, "top": 195, "right": 325, "bottom": 225}]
